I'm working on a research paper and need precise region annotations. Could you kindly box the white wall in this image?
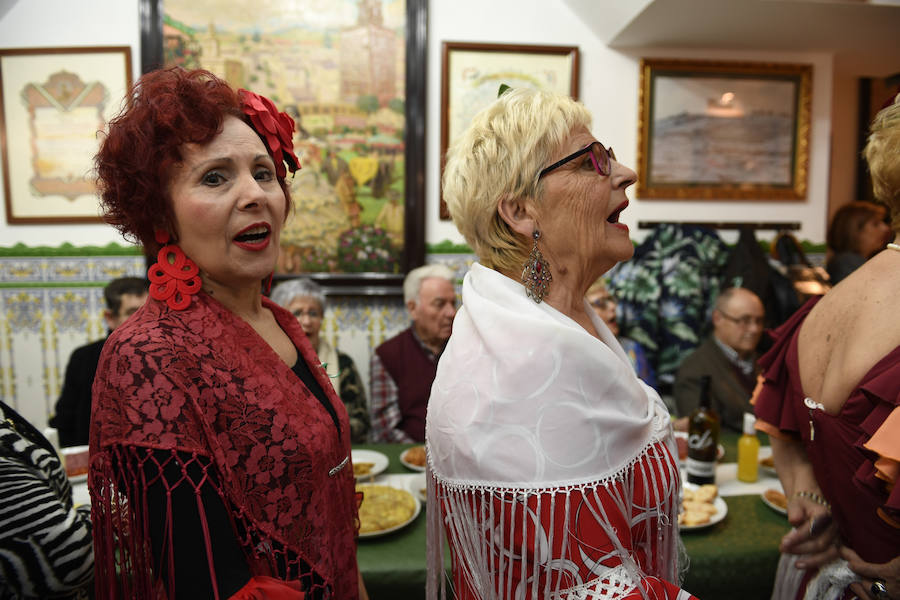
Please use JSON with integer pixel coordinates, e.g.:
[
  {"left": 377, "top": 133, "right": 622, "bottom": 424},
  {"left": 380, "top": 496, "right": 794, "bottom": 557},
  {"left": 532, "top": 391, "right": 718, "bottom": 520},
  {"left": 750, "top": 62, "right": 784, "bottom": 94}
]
[
  {"left": 0, "top": 0, "right": 141, "bottom": 247},
  {"left": 1, "top": 0, "right": 835, "bottom": 248},
  {"left": 427, "top": 0, "right": 835, "bottom": 246}
]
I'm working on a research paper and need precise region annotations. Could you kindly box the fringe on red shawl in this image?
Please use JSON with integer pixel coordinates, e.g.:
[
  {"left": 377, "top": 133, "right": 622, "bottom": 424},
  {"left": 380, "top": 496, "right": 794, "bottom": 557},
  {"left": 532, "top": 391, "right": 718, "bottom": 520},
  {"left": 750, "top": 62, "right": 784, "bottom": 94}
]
[{"left": 90, "top": 445, "right": 329, "bottom": 599}]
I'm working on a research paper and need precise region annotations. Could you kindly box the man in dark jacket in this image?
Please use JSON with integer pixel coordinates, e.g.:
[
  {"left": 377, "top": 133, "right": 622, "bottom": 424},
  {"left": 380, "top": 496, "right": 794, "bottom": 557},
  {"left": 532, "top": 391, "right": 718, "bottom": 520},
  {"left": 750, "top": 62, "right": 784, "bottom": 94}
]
[
  {"left": 50, "top": 277, "right": 148, "bottom": 446},
  {"left": 673, "top": 287, "right": 765, "bottom": 432}
]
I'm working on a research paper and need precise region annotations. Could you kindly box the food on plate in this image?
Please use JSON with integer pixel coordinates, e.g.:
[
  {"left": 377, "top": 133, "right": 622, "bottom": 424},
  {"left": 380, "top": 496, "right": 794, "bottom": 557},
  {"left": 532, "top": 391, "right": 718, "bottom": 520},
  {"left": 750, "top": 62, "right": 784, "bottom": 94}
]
[
  {"left": 357, "top": 485, "right": 417, "bottom": 534},
  {"left": 403, "top": 445, "right": 427, "bottom": 467},
  {"left": 353, "top": 462, "right": 375, "bottom": 477},
  {"left": 687, "top": 483, "right": 718, "bottom": 504},
  {"left": 680, "top": 509, "right": 713, "bottom": 527},
  {"left": 764, "top": 488, "right": 788, "bottom": 511},
  {"left": 760, "top": 456, "right": 775, "bottom": 469},
  {"left": 679, "top": 484, "right": 719, "bottom": 527}
]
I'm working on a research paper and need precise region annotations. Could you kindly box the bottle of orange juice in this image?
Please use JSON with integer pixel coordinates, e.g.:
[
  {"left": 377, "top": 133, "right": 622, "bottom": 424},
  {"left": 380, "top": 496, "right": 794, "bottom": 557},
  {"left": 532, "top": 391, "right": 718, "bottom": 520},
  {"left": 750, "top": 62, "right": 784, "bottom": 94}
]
[{"left": 737, "top": 412, "right": 760, "bottom": 482}]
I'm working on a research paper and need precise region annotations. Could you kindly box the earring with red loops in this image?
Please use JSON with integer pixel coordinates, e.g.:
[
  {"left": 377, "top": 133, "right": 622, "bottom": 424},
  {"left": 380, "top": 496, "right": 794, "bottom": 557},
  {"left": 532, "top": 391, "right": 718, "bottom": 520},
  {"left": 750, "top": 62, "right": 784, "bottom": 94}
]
[{"left": 147, "top": 230, "right": 202, "bottom": 310}]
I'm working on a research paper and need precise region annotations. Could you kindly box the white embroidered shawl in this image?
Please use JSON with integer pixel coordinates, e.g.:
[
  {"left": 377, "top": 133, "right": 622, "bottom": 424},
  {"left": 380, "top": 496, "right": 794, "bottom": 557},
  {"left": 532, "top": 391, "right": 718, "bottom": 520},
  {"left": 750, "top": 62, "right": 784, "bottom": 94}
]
[{"left": 426, "top": 263, "right": 684, "bottom": 600}]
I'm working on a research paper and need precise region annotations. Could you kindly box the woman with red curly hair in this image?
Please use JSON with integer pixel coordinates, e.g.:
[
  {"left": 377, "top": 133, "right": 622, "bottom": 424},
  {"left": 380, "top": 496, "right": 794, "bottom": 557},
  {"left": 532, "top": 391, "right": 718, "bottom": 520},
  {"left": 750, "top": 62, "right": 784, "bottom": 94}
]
[{"left": 89, "top": 67, "right": 366, "bottom": 600}]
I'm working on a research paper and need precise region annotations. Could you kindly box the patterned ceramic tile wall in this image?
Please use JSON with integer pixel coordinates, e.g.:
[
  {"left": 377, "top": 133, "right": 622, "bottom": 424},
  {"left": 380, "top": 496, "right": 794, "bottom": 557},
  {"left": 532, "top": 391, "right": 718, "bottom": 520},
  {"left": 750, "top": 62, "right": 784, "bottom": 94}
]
[{"left": 0, "top": 253, "right": 476, "bottom": 432}]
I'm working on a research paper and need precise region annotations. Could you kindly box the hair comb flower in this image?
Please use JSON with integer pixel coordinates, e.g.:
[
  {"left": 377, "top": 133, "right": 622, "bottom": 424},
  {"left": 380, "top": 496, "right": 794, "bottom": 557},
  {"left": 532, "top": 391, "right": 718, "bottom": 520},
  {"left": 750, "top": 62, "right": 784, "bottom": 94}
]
[{"left": 239, "top": 89, "right": 301, "bottom": 178}]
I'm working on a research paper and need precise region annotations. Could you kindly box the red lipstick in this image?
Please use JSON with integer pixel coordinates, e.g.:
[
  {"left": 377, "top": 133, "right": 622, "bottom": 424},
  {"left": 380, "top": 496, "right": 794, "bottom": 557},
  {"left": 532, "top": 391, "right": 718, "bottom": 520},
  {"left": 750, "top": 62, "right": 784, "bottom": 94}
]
[{"left": 233, "top": 222, "right": 272, "bottom": 251}]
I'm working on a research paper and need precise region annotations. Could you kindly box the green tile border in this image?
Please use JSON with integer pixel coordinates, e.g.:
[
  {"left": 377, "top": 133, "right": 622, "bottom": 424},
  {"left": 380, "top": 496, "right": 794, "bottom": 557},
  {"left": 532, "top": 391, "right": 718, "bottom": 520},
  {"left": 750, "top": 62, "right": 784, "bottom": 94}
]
[{"left": 0, "top": 242, "right": 143, "bottom": 257}]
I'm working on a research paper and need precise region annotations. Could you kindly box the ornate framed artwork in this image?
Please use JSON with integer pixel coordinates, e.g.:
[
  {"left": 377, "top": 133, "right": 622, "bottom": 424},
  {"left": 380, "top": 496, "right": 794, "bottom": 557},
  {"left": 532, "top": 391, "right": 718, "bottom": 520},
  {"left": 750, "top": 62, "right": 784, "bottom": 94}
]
[
  {"left": 636, "top": 58, "right": 812, "bottom": 200},
  {"left": 0, "top": 46, "right": 132, "bottom": 224},
  {"left": 439, "top": 41, "right": 579, "bottom": 219},
  {"left": 140, "top": 0, "right": 426, "bottom": 291}
]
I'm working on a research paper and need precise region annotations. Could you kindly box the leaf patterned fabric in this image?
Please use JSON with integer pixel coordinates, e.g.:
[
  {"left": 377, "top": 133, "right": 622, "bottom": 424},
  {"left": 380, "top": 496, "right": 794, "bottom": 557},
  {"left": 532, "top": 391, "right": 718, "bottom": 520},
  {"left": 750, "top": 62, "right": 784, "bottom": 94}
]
[{"left": 607, "top": 225, "right": 730, "bottom": 385}]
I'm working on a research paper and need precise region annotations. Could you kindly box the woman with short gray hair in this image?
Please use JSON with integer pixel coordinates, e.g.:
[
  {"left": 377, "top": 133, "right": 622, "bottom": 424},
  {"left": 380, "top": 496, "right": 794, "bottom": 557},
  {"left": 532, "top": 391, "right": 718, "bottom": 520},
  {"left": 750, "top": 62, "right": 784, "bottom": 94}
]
[{"left": 272, "top": 278, "right": 370, "bottom": 443}]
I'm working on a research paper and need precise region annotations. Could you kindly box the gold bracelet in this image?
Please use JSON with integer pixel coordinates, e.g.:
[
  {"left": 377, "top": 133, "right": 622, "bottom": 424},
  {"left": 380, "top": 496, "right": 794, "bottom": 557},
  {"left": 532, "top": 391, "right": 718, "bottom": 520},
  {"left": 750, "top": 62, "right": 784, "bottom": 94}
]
[{"left": 791, "top": 490, "right": 831, "bottom": 509}]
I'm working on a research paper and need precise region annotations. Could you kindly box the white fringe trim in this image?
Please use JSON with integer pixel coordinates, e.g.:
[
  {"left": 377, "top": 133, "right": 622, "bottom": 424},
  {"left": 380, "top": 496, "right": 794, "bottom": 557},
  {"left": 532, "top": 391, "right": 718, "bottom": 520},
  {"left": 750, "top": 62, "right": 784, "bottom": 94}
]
[{"left": 427, "top": 439, "right": 685, "bottom": 600}]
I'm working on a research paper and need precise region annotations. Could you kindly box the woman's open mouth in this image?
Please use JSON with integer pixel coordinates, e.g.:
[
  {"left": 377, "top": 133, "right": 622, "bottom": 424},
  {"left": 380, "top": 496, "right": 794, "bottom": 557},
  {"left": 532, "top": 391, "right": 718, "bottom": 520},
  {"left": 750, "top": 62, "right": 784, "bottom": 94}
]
[
  {"left": 607, "top": 200, "right": 628, "bottom": 225},
  {"left": 233, "top": 223, "right": 272, "bottom": 250}
]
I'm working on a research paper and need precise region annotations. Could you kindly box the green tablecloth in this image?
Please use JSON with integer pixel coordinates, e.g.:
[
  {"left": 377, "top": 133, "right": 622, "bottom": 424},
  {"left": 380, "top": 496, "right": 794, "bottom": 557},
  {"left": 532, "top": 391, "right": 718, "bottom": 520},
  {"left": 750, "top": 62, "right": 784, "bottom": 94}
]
[
  {"left": 681, "top": 495, "right": 790, "bottom": 598},
  {"left": 355, "top": 443, "right": 789, "bottom": 600},
  {"left": 355, "top": 444, "right": 443, "bottom": 599}
]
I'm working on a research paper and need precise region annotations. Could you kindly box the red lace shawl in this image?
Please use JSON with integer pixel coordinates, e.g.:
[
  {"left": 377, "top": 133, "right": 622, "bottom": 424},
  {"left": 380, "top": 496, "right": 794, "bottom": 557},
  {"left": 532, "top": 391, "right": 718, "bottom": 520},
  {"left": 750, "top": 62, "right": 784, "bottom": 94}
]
[{"left": 89, "top": 293, "right": 359, "bottom": 599}]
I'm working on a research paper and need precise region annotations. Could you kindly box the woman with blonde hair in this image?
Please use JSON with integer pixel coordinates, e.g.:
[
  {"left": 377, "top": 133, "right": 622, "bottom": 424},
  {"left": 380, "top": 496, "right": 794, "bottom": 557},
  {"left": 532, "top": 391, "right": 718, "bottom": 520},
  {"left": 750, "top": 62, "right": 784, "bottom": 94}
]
[
  {"left": 426, "top": 86, "right": 692, "bottom": 599},
  {"left": 754, "top": 94, "right": 900, "bottom": 599}
]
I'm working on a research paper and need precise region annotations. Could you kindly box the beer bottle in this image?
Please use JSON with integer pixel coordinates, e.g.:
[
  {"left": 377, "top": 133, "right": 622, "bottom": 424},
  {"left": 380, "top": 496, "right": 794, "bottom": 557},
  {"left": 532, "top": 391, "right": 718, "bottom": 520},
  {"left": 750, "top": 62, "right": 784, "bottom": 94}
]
[{"left": 687, "top": 375, "right": 720, "bottom": 485}]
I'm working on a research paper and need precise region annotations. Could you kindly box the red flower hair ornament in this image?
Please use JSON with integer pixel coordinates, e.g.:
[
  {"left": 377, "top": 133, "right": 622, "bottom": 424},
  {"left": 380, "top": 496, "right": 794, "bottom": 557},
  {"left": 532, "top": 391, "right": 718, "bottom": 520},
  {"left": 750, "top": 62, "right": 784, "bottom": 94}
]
[{"left": 239, "top": 89, "right": 301, "bottom": 179}]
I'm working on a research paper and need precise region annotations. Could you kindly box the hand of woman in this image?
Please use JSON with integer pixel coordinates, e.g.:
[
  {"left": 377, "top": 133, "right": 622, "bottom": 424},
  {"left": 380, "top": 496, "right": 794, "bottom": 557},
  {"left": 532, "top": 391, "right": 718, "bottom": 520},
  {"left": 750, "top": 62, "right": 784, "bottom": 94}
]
[
  {"left": 779, "top": 494, "right": 838, "bottom": 569},
  {"left": 842, "top": 546, "right": 900, "bottom": 600},
  {"left": 770, "top": 436, "right": 838, "bottom": 569}
]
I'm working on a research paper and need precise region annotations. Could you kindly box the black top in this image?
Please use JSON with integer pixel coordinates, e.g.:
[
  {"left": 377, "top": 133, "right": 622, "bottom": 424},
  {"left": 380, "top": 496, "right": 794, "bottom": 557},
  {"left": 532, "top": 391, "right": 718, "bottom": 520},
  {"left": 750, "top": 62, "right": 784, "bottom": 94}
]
[
  {"left": 146, "top": 347, "right": 335, "bottom": 597},
  {"left": 290, "top": 350, "right": 340, "bottom": 434},
  {"left": 50, "top": 337, "right": 107, "bottom": 447}
]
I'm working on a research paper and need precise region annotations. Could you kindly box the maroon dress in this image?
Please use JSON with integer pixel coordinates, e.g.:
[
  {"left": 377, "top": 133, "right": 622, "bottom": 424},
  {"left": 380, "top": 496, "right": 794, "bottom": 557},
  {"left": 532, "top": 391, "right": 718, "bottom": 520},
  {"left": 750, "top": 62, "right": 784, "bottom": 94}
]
[
  {"left": 754, "top": 297, "right": 900, "bottom": 564},
  {"left": 89, "top": 293, "right": 360, "bottom": 599}
]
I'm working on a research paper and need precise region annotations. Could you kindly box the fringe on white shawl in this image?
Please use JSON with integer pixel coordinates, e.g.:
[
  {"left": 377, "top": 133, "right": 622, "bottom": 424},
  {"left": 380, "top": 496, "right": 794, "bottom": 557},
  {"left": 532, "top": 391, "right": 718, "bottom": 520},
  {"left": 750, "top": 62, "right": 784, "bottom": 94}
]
[
  {"left": 427, "top": 440, "right": 687, "bottom": 600},
  {"left": 801, "top": 559, "right": 859, "bottom": 600}
]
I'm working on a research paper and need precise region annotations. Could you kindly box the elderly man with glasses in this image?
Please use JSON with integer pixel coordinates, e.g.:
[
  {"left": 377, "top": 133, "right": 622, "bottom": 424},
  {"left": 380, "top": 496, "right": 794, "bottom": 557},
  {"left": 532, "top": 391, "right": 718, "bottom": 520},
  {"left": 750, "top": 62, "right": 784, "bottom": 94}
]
[{"left": 673, "top": 286, "right": 766, "bottom": 432}]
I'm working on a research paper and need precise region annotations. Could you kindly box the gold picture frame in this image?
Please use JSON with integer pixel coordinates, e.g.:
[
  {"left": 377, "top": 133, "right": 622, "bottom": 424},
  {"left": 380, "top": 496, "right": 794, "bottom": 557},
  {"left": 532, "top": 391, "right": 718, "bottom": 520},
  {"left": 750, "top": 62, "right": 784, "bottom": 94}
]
[
  {"left": 636, "top": 58, "right": 812, "bottom": 201},
  {"left": 1, "top": 46, "right": 132, "bottom": 223},
  {"left": 141, "top": 0, "right": 426, "bottom": 283}
]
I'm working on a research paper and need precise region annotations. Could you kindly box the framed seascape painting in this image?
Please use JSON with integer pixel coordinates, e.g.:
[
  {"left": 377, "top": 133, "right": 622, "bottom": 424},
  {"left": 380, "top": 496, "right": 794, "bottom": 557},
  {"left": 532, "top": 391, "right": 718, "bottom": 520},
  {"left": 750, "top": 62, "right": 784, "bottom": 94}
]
[
  {"left": 141, "top": 0, "right": 426, "bottom": 290},
  {"left": 636, "top": 58, "right": 812, "bottom": 201},
  {"left": 0, "top": 46, "right": 132, "bottom": 224},
  {"left": 439, "top": 41, "right": 579, "bottom": 219}
]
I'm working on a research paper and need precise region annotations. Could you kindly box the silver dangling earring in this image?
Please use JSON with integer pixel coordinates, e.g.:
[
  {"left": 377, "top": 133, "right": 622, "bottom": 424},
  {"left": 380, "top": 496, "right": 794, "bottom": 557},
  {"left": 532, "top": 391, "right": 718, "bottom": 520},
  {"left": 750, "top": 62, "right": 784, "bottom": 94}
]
[{"left": 522, "top": 229, "right": 552, "bottom": 303}]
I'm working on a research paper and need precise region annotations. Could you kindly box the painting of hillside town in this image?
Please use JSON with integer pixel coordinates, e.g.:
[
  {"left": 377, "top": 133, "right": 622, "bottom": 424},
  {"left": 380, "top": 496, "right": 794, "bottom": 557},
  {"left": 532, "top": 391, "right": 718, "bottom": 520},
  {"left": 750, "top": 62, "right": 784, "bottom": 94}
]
[{"left": 163, "top": 0, "right": 407, "bottom": 273}]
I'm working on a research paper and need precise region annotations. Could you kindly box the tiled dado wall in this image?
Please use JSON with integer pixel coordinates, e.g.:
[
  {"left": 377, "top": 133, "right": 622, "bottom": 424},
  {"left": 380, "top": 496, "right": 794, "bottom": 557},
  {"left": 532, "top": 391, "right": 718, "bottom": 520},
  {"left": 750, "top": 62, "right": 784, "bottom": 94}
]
[{"left": 0, "top": 252, "right": 475, "bottom": 432}]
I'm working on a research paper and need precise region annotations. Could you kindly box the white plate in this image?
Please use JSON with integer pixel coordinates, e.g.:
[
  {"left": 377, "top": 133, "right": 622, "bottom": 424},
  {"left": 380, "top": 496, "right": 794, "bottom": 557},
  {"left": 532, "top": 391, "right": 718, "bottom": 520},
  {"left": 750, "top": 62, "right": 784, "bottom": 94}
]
[
  {"left": 679, "top": 483, "right": 728, "bottom": 531},
  {"left": 406, "top": 472, "right": 427, "bottom": 503},
  {"left": 761, "top": 489, "right": 788, "bottom": 516},
  {"left": 759, "top": 446, "right": 777, "bottom": 477},
  {"left": 399, "top": 446, "right": 427, "bottom": 472},
  {"left": 357, "top": 484, "right": 421, "bottom": 539},
  {"left": 351, "top": 449, "right": 389, "bottom": 479},
  {"left": 68, "top": 473, "right": 88, "bottom": 484}
]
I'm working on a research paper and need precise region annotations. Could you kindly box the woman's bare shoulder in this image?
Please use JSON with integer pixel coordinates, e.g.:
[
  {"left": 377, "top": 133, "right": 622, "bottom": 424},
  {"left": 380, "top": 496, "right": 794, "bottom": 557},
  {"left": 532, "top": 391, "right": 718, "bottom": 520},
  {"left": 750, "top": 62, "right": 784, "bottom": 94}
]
[{"left": 798, "top": 262, "right": 900, "bottom": 411}]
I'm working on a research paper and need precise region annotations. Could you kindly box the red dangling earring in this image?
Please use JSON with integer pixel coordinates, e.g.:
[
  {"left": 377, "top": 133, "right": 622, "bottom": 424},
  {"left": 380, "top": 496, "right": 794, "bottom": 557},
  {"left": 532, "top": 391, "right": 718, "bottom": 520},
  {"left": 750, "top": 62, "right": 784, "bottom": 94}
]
[
  {"left": 147, "top": 230, "right": 202, "bottom": 310},
  {"left": 263, "top": 272, "right": 274, "bottom": 295}
]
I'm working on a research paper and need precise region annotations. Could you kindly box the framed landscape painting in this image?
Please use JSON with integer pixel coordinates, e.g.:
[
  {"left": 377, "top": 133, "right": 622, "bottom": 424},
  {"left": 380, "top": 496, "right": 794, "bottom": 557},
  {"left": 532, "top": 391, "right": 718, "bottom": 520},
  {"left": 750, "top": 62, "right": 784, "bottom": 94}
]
[
  {"left": 141, "top": 0, "right": 426, "bottom": 288},
  {"left": 439, "top": 41, "right": 579, "bottom": 219},
  {"left": 1, "top": 46, "right": 132, "bottom": 223},
  {"left": 636, "top": 58, "right": 812, "bottom": 200}
]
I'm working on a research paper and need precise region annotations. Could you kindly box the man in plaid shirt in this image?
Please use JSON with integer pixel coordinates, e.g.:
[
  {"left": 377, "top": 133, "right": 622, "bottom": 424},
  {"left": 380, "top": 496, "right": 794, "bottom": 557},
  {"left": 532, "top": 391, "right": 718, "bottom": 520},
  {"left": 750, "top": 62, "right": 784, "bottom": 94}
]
[{"left": 369, "top": 265, "right": 456, "bottom": 442}]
